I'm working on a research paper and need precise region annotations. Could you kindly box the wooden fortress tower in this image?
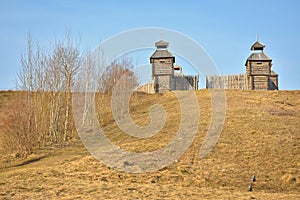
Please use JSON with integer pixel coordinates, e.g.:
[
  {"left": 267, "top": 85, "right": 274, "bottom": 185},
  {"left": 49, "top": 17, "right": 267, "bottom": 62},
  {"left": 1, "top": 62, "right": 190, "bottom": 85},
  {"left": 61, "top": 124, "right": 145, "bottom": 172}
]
[
  {"left": 206, "top": 38, "right": 279, "bottom": 90},
  {"left": 150, "top": 40, "right": 198, "bottom": 93},
  {"left": 150, "top": 40, "right": 175, "bottom": 93},
  {"left": 245, "top": 40, "right": 279, "bottom": 90}
]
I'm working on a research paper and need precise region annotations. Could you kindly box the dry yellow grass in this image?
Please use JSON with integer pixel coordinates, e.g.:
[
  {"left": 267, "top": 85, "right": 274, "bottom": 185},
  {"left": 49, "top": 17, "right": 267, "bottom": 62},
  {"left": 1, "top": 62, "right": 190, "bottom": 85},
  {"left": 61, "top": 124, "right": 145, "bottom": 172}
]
[{"left": 0, "top": 90, "right": 299, "bottom": 199}]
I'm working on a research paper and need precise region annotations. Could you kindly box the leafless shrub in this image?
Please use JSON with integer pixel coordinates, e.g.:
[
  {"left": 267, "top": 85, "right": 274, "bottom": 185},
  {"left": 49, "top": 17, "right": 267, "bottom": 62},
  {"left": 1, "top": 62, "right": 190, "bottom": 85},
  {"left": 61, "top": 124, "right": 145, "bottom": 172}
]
[
  {"left": 3, "top": 31, "right": 82, "bottom": 157},
  {"left": 4, "top": 31, "right": 137, "bottom": 157},
  {"left": 3, "top": 94, "right": 37, "bottom": 157}
]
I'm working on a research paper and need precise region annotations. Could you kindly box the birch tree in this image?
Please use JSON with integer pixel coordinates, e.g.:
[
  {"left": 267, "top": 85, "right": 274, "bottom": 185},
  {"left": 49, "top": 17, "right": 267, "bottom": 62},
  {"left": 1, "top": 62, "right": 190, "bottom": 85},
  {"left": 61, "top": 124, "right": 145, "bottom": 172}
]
[{"left": 51, "top": 33, "right": 81, "bottom": 141}]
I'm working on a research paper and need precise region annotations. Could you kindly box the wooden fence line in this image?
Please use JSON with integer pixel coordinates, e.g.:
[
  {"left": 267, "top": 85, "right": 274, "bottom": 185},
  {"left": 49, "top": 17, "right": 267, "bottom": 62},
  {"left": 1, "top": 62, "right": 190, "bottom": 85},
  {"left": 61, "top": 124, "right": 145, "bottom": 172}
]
[{"left": 206, "top": 74, "right": 248, "bottom": 90}]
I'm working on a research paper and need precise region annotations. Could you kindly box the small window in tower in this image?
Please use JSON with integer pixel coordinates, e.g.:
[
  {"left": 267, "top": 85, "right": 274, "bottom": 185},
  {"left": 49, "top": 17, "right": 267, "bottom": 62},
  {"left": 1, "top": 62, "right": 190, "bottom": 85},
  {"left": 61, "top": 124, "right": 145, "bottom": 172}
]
[
  {"left": 257, "top": 62, "right": 262, "bottom": 65},
  {"left": 160, "top": 60, "right": 165, "bottom": 63}
]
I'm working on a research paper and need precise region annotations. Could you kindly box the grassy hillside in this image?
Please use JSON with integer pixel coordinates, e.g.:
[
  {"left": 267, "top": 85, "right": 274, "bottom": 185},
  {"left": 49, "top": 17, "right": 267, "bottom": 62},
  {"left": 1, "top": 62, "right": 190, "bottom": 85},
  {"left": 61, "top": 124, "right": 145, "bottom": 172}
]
[{"left": 0, "top": 90, "right": 299, "bottom": 199}]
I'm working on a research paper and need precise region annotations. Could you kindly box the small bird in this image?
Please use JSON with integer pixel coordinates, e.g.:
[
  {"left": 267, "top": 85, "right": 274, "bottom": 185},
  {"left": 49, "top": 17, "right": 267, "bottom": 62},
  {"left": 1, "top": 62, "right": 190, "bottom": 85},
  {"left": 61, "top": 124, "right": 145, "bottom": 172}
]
[
  {"left": 252, "top": 175, "right": 256, "bottom": 182},
  {"left": 248, "top": 184, "right": 253, "bottom": 192}
]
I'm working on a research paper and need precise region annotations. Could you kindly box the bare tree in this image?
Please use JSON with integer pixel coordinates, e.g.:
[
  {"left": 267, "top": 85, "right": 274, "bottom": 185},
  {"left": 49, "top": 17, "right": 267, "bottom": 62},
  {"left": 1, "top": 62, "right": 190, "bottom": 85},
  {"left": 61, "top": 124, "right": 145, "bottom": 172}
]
[
  {"left": 7, "top": 33, "right": 39, "bottom": 156},
  {"left": 6, "top": 31, "right": 82, "bottom": 156},
  {"left": 51, "top": 33, "right": 81, "bottom": 141},
  {"left": 6, "top": 30, "right": 137, "bottom": 157},
  {"left": 46, "top": 56, "right": 64, "bottom": 143},
  {"left": 99, "top": 57, "right": 135, "bottom": 94}
]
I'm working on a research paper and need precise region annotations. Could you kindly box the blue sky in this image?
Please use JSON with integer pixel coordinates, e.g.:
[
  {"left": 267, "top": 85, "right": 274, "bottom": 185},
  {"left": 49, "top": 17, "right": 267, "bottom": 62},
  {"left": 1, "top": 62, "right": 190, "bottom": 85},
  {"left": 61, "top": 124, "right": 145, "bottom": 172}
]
[{"left": 1, "top": 0, "right": 300, "bottom": 90}]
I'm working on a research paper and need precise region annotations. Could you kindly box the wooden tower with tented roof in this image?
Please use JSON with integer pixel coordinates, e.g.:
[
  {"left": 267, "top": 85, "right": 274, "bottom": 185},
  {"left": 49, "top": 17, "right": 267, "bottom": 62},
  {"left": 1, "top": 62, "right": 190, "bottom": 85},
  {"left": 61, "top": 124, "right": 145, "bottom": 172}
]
[
  {"left": 245, "top": 38, "right": 279, "bottom": 90},
  {"left": 150, "top": 40, "right": 175, "bottom": 93}
]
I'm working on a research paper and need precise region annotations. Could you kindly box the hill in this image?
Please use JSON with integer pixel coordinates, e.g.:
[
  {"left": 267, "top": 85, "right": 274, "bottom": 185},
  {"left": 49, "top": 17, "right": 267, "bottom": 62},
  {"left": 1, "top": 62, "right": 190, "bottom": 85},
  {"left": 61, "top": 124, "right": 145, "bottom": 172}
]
[{"left": 0, "top": 90, "right": 299, "bottom": 199}]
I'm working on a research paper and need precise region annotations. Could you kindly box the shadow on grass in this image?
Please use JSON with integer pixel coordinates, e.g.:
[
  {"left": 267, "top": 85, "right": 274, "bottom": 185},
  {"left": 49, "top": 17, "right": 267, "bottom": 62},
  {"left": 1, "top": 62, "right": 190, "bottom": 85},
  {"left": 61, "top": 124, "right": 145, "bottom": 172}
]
[{"left": 12, "top": 155, "right": 48, "bottom": 167}]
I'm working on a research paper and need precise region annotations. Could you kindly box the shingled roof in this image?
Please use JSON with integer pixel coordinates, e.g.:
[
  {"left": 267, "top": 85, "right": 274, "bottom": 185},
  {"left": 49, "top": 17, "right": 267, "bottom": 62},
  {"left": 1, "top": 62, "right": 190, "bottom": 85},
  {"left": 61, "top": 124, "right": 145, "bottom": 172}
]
[
  {"left": 251, "top": 41, "right": 265, "bottom": 51},
  {"left": 150, "top": 49, "right": 174, "bottom": 59},
  {"left": 245, "top": 52, "right": 272, "bottom": 66},
  {"left": 245, "top": 39, "right": 272, "bottom": 65},
  {"left": 247, "top": 52, "right": 271, "bottom": 60},
  {"left": 150, "top": 40, "right": 175, "bottom": 62},
  {"left": 155, "top": 40, "right": 169, "bottom": 49}
]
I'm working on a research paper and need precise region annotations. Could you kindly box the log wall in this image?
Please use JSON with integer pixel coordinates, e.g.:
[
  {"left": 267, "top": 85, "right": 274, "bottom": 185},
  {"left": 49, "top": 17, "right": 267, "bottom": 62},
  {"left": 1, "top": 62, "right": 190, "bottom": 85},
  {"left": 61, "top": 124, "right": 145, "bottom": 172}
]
[{"left": 206, "top": 74, "right": 248, "bottom": 90}]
